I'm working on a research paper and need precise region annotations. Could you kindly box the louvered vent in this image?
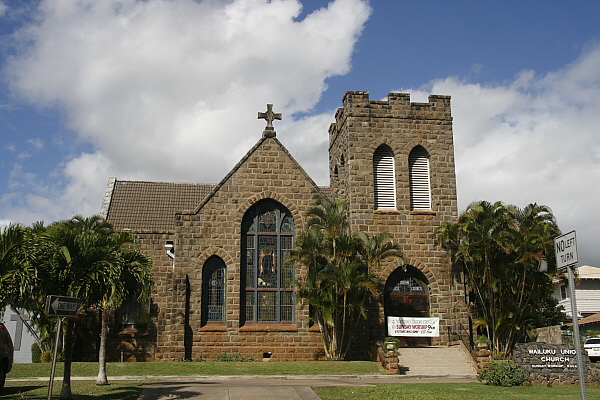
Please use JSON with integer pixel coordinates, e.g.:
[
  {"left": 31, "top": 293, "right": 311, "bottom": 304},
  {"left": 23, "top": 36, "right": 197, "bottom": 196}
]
[
  {"left": 373, "top": 146, "right": 396, "bottom": 210},
  {"left": 409, "top": 146, "right": 431, "bottom": 210}
]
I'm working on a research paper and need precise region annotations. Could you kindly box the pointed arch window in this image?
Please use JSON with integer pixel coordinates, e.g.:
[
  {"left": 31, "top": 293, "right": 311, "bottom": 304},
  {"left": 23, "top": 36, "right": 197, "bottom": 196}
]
[
  {"left": 242, "top": 199, "right": 295, "bottom": 324},
  {"left": 409, "top": 146, "right": 432, "bottom": 210},
  {"left": 373, "top": 145, "right": 397, "bottom": 210},
  {"left": 202, "top": 257, "right": 226, "bottom": 325}
]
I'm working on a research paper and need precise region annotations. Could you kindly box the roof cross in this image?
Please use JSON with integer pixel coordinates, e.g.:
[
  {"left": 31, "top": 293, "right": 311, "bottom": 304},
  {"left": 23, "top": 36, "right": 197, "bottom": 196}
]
[{"left": 258, "top": 104, "right": 281, "bottom": 137}]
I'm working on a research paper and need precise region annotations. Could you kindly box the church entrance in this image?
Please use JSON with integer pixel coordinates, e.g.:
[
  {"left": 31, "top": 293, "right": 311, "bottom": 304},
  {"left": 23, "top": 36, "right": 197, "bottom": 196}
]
[{"left": 384, "top": 266, "right": 431, "bottom": 346}]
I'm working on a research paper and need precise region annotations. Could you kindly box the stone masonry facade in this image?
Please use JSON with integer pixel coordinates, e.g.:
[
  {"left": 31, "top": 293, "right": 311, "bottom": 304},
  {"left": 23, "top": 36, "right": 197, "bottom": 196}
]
[
  {"left": 102, "top": 91, "right": 467, "bottom": 361},
  {"left": 328, "top": 92, "right": 468, "bottom": 345}
]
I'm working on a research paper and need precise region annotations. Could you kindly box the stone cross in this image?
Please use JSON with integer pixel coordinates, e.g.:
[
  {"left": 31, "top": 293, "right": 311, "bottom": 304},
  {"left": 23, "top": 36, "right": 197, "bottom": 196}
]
[
  {"left": 10, "top": 309, "right": 29, "bottom": 351},
  {"left": 258, "top": 104, "right": 281, "bottom": 137}
]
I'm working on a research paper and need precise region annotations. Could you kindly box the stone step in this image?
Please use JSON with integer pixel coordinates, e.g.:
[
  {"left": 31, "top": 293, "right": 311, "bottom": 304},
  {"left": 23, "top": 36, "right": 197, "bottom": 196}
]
[{"left": 397, "top": 346, "right": 478, "bottom": 377}]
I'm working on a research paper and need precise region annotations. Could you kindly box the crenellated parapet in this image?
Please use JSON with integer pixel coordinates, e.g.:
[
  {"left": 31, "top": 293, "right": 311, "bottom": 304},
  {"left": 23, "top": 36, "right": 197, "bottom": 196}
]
[{"left": 329, "top": 91, "right": 452, "bottom": 149}]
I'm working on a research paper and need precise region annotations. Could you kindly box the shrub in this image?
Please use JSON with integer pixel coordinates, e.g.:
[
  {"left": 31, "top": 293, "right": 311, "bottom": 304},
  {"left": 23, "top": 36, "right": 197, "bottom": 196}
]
[
  {"left": 39, "top": 349, "right": 64, "bottom": 363},
  {"left": 31, "top": 343, "right": 42, "bottom": 363},
  {"left": 40, "top": 351, "right": 53, "bottom": 363},
  {"left": 383, "top": 337, "right": 401, "bottom": 351},
  {"left": 217, "top": 352, "right": 254, "bottom": 362},
  {"left": 478, "top": 360, "right": 530, "bottom": 387}
]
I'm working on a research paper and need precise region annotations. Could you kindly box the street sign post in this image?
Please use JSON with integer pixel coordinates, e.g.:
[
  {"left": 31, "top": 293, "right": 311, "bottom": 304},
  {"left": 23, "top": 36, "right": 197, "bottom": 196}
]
[
  {"left": 45, "top": 295, "right": 79, "bottom": 400},
  {"left": 45, "top": 295, "right": 79, "bottom": 317},
  {"left": 555, "top": 230, "right": 578, "bottom": 269},
  {"left": 555, "top": 231, "right": 586, "bottom": 400}
]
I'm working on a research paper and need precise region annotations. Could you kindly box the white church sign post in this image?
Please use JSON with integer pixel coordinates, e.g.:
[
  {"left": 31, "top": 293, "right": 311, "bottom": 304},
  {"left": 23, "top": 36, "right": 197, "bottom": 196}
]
[{"left": 555, "top": 231, "right": 586, "bottom": 400}]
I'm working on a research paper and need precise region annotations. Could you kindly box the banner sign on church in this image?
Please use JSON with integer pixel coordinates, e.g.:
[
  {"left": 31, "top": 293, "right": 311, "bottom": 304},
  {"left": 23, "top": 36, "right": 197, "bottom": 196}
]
[{"left": 387, "top": 317, "right": 440, "bottom": 337}]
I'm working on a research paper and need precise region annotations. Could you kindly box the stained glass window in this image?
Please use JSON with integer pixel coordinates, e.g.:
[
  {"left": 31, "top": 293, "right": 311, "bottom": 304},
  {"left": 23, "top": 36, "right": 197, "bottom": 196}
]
[
  {"left": 202, "top": 257, "right": 226, "bottom": 325},
  {"left": 392, "top": 276, "right": 426, "bottom": 294},
  {"left": 242, "top": 200, "right": 295, "bottom": 324}
]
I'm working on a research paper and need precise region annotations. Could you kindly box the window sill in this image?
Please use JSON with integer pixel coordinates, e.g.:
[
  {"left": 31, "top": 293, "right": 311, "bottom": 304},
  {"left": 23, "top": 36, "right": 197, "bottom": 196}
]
[
  {"left": 410, "top": 210, "right": 436, "bottom": 216},
  {"left": 239, "top": 325, "right": 298, "bottom": 332},
  {"left": 200, "top": 325, "right": 228, "bottom": 332},
  {"left": 374, "top": 209, "right": 401, "bottom": 214},
  {"left": 308, "top": 325, "right": 321, "bottom": 332}
]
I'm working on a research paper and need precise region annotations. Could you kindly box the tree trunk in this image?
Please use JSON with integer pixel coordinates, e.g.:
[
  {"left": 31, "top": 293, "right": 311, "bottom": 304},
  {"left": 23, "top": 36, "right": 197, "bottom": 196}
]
[
  {"left": 60, "top": 318, "right": 74, "bottom": 400},
  {"left": 96, "top": 309, "right": 109, "bottom": 385}
]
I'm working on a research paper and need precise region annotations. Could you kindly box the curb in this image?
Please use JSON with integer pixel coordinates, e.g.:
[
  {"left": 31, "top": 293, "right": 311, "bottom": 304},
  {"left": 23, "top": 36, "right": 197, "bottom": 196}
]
[{"left": 7, "top": 374, "right": 478, "bottom": 382}]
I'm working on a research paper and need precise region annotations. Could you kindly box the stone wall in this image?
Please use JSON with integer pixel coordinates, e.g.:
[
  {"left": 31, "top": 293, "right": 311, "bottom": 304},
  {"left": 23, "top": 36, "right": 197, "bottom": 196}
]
[
  {"left": 104, "top": 231, "right": 176, "bottom": 361},
  {"left": 328, "top": 91, "right": 468, "bottom": 344},
  {"left": 513, "top": 343, "right": 600, "bottom": 385},
  {"left": 170, "top": 135, "right": 325, "bottom": 361},
  {"left": 535, "top": 325, "right": 563, "bottom": 344}
]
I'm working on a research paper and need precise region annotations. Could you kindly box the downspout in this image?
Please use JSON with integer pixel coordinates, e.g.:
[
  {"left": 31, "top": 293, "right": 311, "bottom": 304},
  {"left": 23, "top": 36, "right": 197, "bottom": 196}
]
[{"left": 165, "top": 241, "right": 175, "bottom": 270}]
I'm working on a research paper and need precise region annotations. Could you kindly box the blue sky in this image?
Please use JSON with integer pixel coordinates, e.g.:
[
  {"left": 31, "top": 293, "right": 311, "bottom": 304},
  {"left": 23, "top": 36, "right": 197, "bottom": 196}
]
[{"left": 1, "top": 0, "right": 600, "bottom": 266}]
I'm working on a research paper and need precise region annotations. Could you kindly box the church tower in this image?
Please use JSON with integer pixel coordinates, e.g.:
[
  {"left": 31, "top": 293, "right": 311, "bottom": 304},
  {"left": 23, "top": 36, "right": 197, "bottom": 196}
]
[{"left": 328, "top": 91, "right": 468, "bottom": 346}]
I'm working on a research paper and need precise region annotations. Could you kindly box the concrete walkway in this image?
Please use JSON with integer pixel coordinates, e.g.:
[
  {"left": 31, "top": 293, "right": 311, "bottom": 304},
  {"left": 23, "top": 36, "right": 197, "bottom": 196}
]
[
  {"left": 7, "top": 374, "right": 478, "bottom": 399},
  {"left": 136, "top": 375, "right": 479, "bottom": 400}
]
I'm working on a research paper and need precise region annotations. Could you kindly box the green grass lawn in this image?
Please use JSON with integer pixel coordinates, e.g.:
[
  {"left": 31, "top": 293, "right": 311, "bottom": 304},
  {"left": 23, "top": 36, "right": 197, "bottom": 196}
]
[
  {"left": 4, "top": 362, "right": 600, "bottom": 400},
  {"left": 2, "top": 380, "right": 150, "bottom": 399},
  {"left": 314, "top": 383, "right": 600, "bottom": 400},
  {"left": 4, "top": 380, "right": 599, "bottom": 400},
  {"left": 9, "top": 360, "right": 384, "bottom": 378}
]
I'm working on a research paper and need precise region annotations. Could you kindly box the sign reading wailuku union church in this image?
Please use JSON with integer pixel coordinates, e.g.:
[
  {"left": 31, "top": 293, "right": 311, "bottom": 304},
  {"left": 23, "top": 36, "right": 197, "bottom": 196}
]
[
  {"left": 387, "top": 317, "right": 439, "bottom": 337},
  {"left": 527, "top": 347, "right": 578, "bottom": 369},
  {"left": 513, "top": 343, "right": 592, "bottom": 386}
]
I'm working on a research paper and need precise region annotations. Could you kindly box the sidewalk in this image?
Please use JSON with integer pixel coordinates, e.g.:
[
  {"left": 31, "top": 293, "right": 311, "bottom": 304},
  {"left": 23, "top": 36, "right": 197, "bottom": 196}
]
[
  {"left": 135, "top": 375, "right": 479, "bottom": 400},
  {"left": 7, "top": 374, "right": 479, "bottom": 400}
]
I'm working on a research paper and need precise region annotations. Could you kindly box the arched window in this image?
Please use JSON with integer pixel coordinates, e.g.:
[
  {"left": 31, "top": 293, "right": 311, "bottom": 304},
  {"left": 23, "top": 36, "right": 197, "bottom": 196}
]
[
  {"left": 242, "top": 200, "right": 295, "bottom": 324},
  {"left": 373, "top": 145, "right": 396, "bottom": 210},
  {"left": 202, "top": 257, "right": 226, "bottom": 325},
  {"left": 409, "top": 146, "right": 431, "bottom": 210}
]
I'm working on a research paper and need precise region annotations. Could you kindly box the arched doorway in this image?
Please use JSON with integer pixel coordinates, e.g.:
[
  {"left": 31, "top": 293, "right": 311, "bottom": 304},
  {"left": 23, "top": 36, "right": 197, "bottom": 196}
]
[{"left": 384, "top": 266, "right": 431, "bottom": 346}]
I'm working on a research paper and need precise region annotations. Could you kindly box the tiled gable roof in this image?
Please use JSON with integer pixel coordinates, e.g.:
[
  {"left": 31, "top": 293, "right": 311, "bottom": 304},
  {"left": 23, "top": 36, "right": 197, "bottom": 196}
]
[
  {"left": 105, "top": 180, "right": 215, "bottom": 232},
  {"left": 102, "top": 177, "right": 331, "bottom": 233}
]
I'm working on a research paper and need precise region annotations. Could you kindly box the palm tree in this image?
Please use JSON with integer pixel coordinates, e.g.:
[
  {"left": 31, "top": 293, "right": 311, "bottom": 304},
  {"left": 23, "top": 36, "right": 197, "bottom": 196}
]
[
  {"left": 1, "top": 216, "right": 152, "bottom": 396},
  {"left": 437, "top": 200, "right": 562, "bottom": 356},
  {"left": 292, "top": 198, "right": 402, "bottom": 360},
  {"left": 1, "top": 224, "right": 29, "bottom": 313},
  {"left": 95, "top": 230, "right": 152, "bottom": 386},
  {"left": 52, "top": 215, "right": 153, "bottom": 386},
  {"left": 354, "top": 231, "right": 403, "bottom": 271},
  {"left": 40, "top": 218, "right": 117, "bottom": 399}
]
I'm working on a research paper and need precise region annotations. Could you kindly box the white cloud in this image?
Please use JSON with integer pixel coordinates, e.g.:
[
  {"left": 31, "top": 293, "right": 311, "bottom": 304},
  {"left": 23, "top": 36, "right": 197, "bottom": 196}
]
[
  {"left": 6, "top": 0, "right": 370, "bottom": 184},
  {"left": 3, "top": 0, "right": 600, "bottom": 269},
  {"left": 398, "top": 42, "right": 600, "bottom": 266},
  {"left": 62, "top": 152, "right": 114, "bottom": 217},
  {"left": 26, "top": 138, "right": 43, "bottom": 150},
  {"left": 1, "top": 0, "right": 370, "bottom": 223},
  {"left": 278, "top": 111, "right": 334, "bottom": 185}
]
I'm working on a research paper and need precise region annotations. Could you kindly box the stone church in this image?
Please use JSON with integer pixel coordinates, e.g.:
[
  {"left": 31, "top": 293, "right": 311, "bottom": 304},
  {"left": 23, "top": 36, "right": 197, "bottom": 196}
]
[{"left": 99, "top": 91, "right": 469, "bottom": 362}]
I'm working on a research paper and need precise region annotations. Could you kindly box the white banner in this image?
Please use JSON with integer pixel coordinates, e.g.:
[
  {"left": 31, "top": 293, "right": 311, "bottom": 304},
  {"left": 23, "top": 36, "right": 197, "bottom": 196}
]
[{"left": 387, "top": 317, "right": 440, "bottom": 337}]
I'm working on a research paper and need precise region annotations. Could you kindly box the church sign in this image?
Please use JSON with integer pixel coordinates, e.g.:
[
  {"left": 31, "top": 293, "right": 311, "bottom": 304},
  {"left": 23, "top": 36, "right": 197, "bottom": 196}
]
[
  {"left": 512, "top": 343, "right": 597, "bottom": 385},
  {"left": 387, "top": 317, "right": 439, "bottom": 337},
  {"left": 526, "top": 347, "right": 578, "bottom": 370}
]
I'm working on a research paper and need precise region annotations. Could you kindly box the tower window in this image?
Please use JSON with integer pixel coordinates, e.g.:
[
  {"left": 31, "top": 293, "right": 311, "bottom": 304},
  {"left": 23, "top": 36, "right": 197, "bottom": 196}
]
[
  {"left": 373, "top": 145, "right": 396, "bottom": 210},
  {"left": 409, "top": 146, "right": 431, "bottom": 210}
]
